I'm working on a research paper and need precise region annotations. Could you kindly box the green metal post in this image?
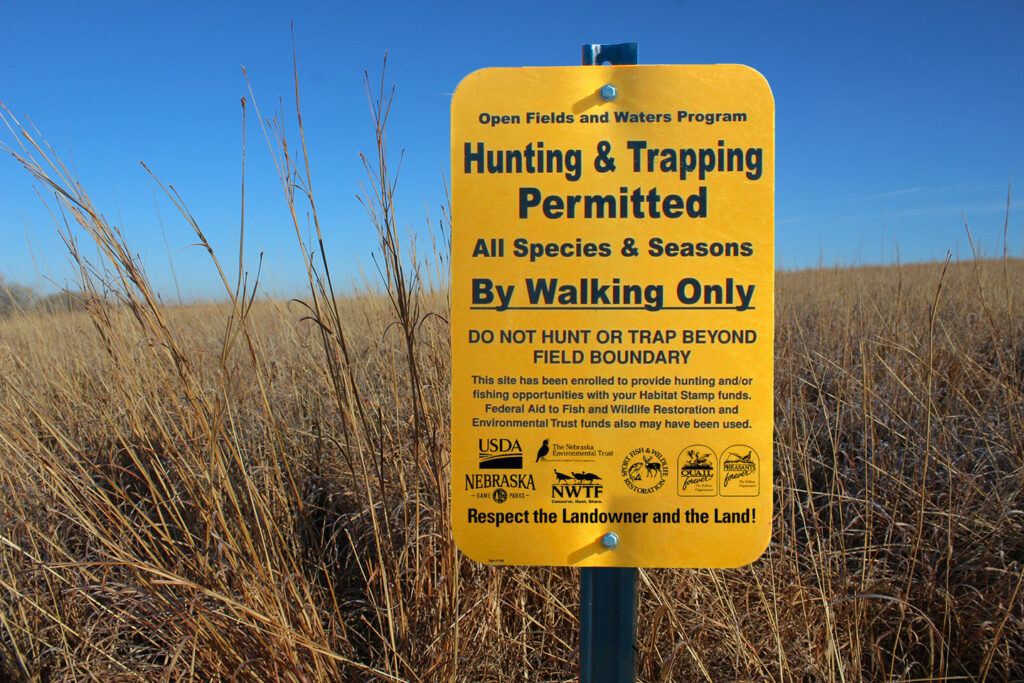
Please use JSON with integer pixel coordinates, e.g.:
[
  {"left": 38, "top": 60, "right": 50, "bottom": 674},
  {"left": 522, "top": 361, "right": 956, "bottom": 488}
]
[{"left": 579, "top": 41, "right": 639, "bottom": 683}]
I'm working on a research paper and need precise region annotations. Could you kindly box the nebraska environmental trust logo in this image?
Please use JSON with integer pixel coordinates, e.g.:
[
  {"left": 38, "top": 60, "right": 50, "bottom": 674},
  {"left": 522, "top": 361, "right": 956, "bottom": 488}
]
[
  {"left": 478, "top": 437, "right": 523, "bottom": 469},
  {"left": 551, "top": 470, "right": 603, "bottom": 502}
]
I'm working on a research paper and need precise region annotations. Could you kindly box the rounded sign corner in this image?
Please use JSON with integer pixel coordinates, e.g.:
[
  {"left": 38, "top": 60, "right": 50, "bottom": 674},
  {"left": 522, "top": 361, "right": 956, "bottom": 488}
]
[
  {"left": 724, "top": 64, "right": 775, "bottom": 104},
  {"left": 451, "top": 526, "right": 491, "bottom": 566},
  {"left": 451, "top": 67, "right": 506, "bottom": 104},
  {"left": 722, "top": 527, "right": 772, "bottom": 569}
]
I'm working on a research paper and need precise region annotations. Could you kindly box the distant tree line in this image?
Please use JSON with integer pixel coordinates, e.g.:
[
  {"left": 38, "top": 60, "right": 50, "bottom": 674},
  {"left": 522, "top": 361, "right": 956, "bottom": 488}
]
[{"left": 0, "top": 273, "right": 88, "bottom": 318}]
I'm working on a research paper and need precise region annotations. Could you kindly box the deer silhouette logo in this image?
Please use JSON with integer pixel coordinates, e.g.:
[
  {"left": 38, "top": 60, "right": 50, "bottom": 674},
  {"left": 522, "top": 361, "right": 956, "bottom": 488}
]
[{"left": 643, "top": 455, "right": 662, "bottom": 477}]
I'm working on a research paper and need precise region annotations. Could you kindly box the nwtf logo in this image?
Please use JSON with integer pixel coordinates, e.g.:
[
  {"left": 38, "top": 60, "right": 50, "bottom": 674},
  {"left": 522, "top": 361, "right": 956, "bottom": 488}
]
[
  {"left": 478, "top": 438, "right": 523, "bottom": 469},
  {"left": 551, "top": 470, "right": 603, "bottom": 501}
]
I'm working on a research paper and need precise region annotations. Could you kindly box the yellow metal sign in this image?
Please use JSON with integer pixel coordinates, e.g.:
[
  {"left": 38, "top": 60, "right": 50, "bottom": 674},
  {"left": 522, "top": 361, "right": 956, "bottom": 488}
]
[{"left": 451, "top": 65, "right": 774, "bottom": 567}]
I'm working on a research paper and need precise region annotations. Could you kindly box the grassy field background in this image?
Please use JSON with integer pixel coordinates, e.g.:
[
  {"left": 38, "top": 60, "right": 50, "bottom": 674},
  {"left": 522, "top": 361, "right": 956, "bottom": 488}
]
[{"left": 1, "top": 86, "right": 1022, "bottom": 681}]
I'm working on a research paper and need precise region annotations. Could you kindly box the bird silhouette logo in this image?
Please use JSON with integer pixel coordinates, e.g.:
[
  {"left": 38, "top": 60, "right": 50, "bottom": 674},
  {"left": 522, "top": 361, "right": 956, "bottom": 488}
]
[{"left": 535, "top": 438, "right": 550, "bottom": 462}]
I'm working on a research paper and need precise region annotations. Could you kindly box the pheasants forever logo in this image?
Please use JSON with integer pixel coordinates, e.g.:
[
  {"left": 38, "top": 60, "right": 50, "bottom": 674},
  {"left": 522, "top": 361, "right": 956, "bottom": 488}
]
[{"left": 721, "top": 446, "right": 758, "bottom": 496}]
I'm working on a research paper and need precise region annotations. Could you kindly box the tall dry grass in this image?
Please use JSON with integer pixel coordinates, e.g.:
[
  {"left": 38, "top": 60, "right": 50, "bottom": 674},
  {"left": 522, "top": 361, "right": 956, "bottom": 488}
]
[{"left": 1, "top": 65, "right": 1022, "bottom": 681}]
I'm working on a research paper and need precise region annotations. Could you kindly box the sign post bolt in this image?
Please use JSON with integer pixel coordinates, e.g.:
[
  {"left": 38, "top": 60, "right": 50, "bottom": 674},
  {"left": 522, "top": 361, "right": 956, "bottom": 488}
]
[
  {"left": 600, "top": 84, "right": 618, "bottom": 101},
  {"left": 602, "top": 532, "right": 620, "bottom": 549}
]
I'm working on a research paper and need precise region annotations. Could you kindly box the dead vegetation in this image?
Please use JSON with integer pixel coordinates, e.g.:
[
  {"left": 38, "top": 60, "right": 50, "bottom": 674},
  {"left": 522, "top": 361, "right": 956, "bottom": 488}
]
[{"left": 0, "top": 63, "right": 1021, "bottom": 682}]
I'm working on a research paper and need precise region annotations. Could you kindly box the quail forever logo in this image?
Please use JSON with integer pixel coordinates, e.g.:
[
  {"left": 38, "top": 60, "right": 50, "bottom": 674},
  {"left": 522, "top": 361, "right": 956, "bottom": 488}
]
[{"left": 678, "top": 445, "right": 716, "bottom": 496}]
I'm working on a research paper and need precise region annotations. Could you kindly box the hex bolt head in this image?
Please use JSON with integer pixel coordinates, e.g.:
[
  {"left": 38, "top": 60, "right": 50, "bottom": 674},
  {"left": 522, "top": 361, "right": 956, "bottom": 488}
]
[
  {"left": 601, "top": 532, "right": 620, "bottom": 549},
  {"left": 600, "top": 84, "right": 617, "bottom": 102}
]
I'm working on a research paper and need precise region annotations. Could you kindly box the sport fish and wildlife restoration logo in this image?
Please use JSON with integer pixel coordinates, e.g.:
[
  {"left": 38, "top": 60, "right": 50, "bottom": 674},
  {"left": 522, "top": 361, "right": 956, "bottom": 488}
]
[
  {"left": 551, "top": 469, "right": 604, "bottom": 502},
  {"left": 721, "top": 445, "right": 758, "bottom": 496},
  {"left": 677, "top": 445, "right": 716, "bottom": 496},
  {"left": 478, "top": 437, "right": 523, "bottom": 469},
  {"left": 621, "top": 447, "right": 668, "bottom": 494}
]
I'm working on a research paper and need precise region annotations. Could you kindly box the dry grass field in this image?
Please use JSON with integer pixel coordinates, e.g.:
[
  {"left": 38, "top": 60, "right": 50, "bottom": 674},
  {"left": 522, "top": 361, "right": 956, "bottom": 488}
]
[{"left": 1, "top": 86, "right": 1022, "bottom": 681}]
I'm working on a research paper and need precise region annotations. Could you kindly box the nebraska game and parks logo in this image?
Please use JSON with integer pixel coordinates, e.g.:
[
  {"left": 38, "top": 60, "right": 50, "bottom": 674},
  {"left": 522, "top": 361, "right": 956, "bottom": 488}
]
[
  {"left": 463, "top": 472, "right": 535, "bottom": 503},
  {"left": 677, "top": 445, "right": 716, "bottom": 496},
  {"left": 621, "top": 447, "right": 668, "bottom": 494},
  {"left": 478, "top": 437, "right": 523, "bottom": 469},
  {"left": 550, "top": 469, "right": 604, "bottom": 502},
  {"left": 721, "top": 445, "right": 758, "bottom": 496}
]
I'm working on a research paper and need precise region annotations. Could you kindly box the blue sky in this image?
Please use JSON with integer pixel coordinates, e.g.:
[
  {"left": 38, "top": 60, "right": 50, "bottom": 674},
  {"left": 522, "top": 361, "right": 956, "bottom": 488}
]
[{"left": 1, "top": 0, "right": 1021, "bottom": 298}]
